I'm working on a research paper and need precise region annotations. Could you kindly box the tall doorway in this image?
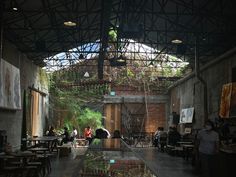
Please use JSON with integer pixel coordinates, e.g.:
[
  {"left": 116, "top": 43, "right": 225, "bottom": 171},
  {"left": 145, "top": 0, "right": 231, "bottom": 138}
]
[{"left": 30, "top": 90, "right": 46, "bottom": 137}]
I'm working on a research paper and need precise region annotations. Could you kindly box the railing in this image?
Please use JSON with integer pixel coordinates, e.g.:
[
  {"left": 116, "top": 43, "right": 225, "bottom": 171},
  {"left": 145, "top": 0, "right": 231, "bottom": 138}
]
[{"left": 123, "top": 132, "right": 155, "bottom": 147}]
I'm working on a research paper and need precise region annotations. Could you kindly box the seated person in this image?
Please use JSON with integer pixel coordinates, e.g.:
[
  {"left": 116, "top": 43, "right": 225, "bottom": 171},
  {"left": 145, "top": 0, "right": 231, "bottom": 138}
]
[
  {"left": 84, "top": 126, "right": 93, "bottom": 145},
  {"left": 47, "top": 126, "right": 59, "bottom": 150},
  {"left": 112, "top": 130, "right": 122, "bottom": 138},
  {"left": 153, "top": 127, "right": 167, "bottom": 150},
  {"left": 94, "top": 128, "right": 110, "bottom": 139},
  {"left": 47, "top": 126, "right": 56, "bottom": 136},
  {"left": 70, "top": 126, "right": 78, "bottom": 141},
  {"left": 61, "top": 127, "right": 70, "bottom": 145}
]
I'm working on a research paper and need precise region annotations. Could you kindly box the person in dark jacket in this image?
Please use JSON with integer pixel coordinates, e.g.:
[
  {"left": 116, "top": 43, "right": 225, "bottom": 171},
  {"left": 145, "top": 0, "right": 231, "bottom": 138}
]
[
  {"left": 167, "top": 127, "right": 181, "bottom": 146},
  {"left": 61, "top": 127, "right": 70, "bottom": 145}
]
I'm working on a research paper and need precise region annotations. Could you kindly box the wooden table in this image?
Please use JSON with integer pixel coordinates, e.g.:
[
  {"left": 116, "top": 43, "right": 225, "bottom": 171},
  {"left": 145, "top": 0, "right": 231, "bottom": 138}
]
[
  {"left": 0, "top": 151, "right": 36, "bottom": 168},
  {"left": 29, "top": 147, "right": 49, "bottom": 155},
  {"left": 27, "top": 136, "right": 58, "bottom": 152}
]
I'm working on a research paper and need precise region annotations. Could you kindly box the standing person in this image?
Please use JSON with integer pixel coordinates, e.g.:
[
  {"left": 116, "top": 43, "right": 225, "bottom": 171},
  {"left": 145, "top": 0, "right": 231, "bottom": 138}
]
[
  {"left": 197, "top": 120, "right": 219, "bottom": 177},
  {"left": 84, "top": 126, "right": 92, "bottom": 144},
  {"left": 167, "top": 127, "right": 180, "bottom": 146}
]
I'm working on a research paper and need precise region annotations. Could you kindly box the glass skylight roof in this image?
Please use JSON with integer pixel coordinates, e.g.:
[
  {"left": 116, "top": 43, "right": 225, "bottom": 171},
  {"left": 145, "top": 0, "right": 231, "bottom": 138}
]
[{"left": 43, "top": 39, "right": 188, "bottom": 72}]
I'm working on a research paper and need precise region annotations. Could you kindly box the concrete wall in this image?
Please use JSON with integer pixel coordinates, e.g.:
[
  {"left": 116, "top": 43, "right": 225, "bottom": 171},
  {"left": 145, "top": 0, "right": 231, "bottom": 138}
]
[
  {"left": 169, "top": 48, "right": 236, "bottom": 130},
  {"left": 0, "top": 40, "right": 49, "bottom": 150}
]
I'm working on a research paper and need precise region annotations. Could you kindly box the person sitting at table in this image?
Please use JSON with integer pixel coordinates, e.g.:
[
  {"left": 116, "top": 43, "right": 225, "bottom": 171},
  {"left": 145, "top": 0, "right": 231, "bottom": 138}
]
[
  {"left": 46, "top": 126, "right": 58, "bottom": 150},
  {"left": 112, "top": 130, "right": 122, "bottom": 138},
  {"left": 47, "top": 126, "right": 56, "bottom": 136},
  {"left": 103, "top": 128, "right": 111, "bottom": 138},
  {"left": 61, "top": 127, "right": 70, "bottom": 145},
  {"left": 94, "top": 128, "right": 109, "bottom": 139},
  {"left": 70, "top": 126, "right": 78, "bottom": 141},
  {"left": 84, "top": 126, "right": 93, "bottom": 145},
  {"left": 154, "top": 127, "right": 167, "bottom": 151}
]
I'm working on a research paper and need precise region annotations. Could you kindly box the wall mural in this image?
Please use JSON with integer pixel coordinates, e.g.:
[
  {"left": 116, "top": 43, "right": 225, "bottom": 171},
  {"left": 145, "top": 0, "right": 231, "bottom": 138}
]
[{"left": 0, "top": 59, "right": 21, "bottom": 110}]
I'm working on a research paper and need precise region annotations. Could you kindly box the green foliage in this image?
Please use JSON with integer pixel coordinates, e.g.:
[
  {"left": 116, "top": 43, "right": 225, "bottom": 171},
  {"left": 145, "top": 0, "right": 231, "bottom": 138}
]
[
  {"left": 38, "top": 69, "right": 49, "bottom": 87},
  {"left": 175, "top": 65, "right": 188, "bottom": 77},
  {"left": 52, "top": 88, "right": 81, "bottom": 115},
  {"left": 127, "top": 68, "right": 135, "bottom": 78},
  {"left": 108, "top": 28, "right": 117, "bottom": 42},
  {"left": 77, "top": 108, "right": 103, "bottom": 133},
  {"left": 50, "top": 86, "right": 103, "bottom": 135},
  {"left": 49, "top": 69, "right": 103, "bottom": 134},
  {"left": 63, "top": 118, "right": 74, "bottom": 132},
  {"left": 161, "top": 66, "right": 173, "bottom": 77}
]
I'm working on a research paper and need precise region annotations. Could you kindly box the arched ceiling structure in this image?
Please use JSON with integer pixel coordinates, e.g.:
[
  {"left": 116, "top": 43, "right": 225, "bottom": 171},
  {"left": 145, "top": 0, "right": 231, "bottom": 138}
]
[{"left": 1, "top": 0, "right": 236, "bottom": 78}]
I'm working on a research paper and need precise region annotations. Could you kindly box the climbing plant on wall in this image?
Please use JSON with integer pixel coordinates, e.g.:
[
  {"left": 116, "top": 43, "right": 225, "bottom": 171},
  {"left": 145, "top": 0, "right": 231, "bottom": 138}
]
[{"left": 48, "top": 71, "right": 104, "bottom": 131}]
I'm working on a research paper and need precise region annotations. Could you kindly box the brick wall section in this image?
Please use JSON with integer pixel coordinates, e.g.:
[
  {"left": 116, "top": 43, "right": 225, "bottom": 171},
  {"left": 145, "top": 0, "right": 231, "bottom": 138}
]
[
  {"left": 104, "top": 102, "right": 166, "bottom": 134},
  {"left": 105, "top": 85, "right": 168, "bottom": 133},
  {"left": 111, "top": 85, "right": 160, "bottom": 96},
  {"left": 145, "top": 103, "right": 166, "bottom": 132}
]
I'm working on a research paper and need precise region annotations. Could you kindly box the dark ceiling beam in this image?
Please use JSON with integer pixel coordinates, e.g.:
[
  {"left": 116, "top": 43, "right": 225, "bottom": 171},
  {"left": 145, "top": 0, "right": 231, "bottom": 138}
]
[
  {"left": 19, "top": 41, "right": 231, "bottom": 51},
  {"left": 4, "top": 1, "right": 38, "bottom": 52},
  {"left": 21, "top": 49, "right": 214, "bottom": 59},
  {"left": 98, "top": 0, "right": 112, "bottom": 80},
  {"left": 2, "top": 0, "right": 236, "bottom": 69},
  {"left": 4, "top": 9, "right": 100, "bottom": 13},
  {"left": 0, "top": 0, "right": 5, "bottom": 59},
  {"left": 67, "top": 0, "right": 101, "bottom": 48},
  {"left": 41, "top": 0, "right": 66, "bottom": 53}
]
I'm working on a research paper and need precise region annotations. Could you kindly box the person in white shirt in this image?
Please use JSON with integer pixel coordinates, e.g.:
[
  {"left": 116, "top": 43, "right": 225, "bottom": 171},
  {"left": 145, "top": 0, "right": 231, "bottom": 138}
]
[{"left": 71, "top": 127, "right": 78, "bottom": 141}]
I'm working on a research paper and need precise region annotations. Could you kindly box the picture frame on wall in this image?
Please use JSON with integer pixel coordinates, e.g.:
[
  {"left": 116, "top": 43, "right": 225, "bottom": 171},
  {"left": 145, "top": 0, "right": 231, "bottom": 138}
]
[
  {"left": 0, "top": 59, "right": 21, "bottom": 110},
  {"left": 219, "top": 83, "right": 236, "bottom": 118},
  {"left": 179, "top": 107, "right": 194, "bottom": 123}
]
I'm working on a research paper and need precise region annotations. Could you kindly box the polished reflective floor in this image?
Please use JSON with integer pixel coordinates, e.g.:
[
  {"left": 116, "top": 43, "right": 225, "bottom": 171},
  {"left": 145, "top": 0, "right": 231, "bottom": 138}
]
[
  {"left": 133, "top": 147, "right": 198, "bottom": 177},
  {"left": 48, "top": 145, "right": 199, "bottom": 177}
]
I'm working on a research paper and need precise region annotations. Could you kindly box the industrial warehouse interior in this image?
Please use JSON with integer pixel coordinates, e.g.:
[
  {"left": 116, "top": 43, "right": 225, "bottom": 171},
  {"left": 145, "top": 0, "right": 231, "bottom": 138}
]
[{"left": 0, "top": 1, "right": 236, "bottom": 177}]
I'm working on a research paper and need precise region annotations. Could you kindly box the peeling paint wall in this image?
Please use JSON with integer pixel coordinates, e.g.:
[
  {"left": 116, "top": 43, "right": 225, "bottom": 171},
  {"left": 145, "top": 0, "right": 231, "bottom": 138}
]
[
  {"left": 0, "top": 40, "right": 49, "bottom": 150},
  {"left": 169, "top": 48, "right": 236, "bottom": 131}
]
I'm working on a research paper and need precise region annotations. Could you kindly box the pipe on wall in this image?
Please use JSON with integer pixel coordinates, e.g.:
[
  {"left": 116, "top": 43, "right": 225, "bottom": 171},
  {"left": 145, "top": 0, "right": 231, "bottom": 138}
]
[
  {"left": 0, "top": 1, "right": 4, "bottom": 59},
  {"left": 195, "top": 36, "right": 208, "bottom": 122}
]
